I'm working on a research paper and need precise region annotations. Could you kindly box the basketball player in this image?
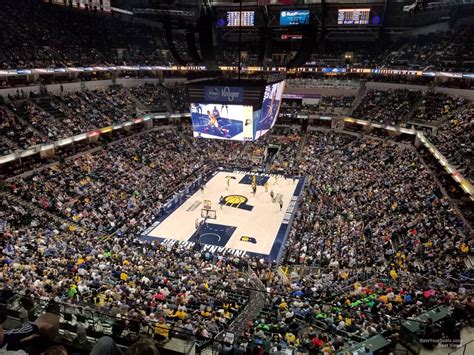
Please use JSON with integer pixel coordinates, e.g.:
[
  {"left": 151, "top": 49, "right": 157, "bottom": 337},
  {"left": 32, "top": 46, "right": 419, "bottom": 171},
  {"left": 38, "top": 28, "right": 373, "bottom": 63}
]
[
  {"left": 264, "top": 182, "right": 269, "bottom": 192},
  {"left": 279, "top": 197, "right": 283, "bottom": 211},
  {"left": 212, "top": 106, "right": 220, "bottom": 120},
  {"left": 194, "top": 103, "right": 202, "bottom": 114},
  {"left": 207, "top": 110, "right": 219, "bottom": 128},
  {"left": 263, "top": 88, "right": 277, "bottom": 124},
  {"left": 207, "top": 110, "right": 227, "bottom": 136},
  {"left": 267, "top": 89, "right": 276, "bottom": 119},
  {"left": 220, "top": 104, "right": 228, "bottom": 115}
]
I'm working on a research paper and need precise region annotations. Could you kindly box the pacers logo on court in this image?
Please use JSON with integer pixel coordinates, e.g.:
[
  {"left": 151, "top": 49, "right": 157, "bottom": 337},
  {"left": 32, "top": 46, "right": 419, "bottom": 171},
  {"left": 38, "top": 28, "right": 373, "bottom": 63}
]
[{"left": 223, "top": 195, "right": 253, "bottom": 211}]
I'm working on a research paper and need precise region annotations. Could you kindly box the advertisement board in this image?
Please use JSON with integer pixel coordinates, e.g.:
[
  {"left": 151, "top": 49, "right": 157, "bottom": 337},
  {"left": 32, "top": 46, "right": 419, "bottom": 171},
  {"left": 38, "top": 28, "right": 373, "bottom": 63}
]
[
  {"left": 280, "top": 10, "right": 310, "bottom": 26},
  {"left": 204, "top": 86, "right": 244, "bottom": 104}
]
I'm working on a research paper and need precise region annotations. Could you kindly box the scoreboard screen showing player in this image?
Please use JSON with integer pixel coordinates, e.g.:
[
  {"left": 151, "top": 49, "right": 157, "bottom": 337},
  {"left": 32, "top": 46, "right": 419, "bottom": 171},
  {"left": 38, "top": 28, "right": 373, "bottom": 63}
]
[
  {"left": 191, "top": 103, "right": 254, "bottom": 141},
  {"left": 226, "top": 11, "right": 255, "bottom": 27},
  {"left": 337, "top": 8, "right": 371, "bottom": 25},
  {"left": 253, "top": 80, "right": 286, "bottom": 139},
  {"left": 188, "top": 80, "right": 285, "bottom": 142}
]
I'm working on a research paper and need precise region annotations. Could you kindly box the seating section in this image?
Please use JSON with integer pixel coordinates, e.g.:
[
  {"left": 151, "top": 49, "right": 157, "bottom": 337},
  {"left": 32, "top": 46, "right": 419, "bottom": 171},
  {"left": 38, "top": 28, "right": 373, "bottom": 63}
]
[
  {"left": 128, "top": 84, "right": 169, "bottom": 112},
  {"left": 10, "top": 130, "right": 205, "bottom": 232},
  {"left": 1, "top": 125, "right": 472, "bottom": 354},
  {"left": 0, "top": 0, "right": 472, "bottom": 71},
  {"left": 0, "top": 1, "right": 473, "bottom": 353},
  {"left": 0, "top": 200, "right": 250, "bottom": 343},
  {"left": 381, "top": 26, "right": 474, "bottom": 71},
  {"left": 427, "top": 104, "right": 473, "bottom": 181},
  {"left": 353, "top": 89, "right": 421, "bottom": 125},
  {"left": 0, "top": 0, "right": 168, "bottom": 69},
  {"left": 410, "top": 92, "right": 469, "bottom": 123},
  {"left": 0, "top": 105, "right": 46, "bottom": 150},
  {"left": 168, "top": 86, "right": 189, "bottom": 113}
]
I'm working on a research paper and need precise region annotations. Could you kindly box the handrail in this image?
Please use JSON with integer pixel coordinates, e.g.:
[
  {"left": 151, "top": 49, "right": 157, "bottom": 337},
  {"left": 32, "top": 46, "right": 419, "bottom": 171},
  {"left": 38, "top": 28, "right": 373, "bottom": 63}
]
[
  {"left": 1, "top": 273, "right": 251, "bottom": 343},
  {"left": 448, "top": 339, "right": 474, "bottom": 355}
]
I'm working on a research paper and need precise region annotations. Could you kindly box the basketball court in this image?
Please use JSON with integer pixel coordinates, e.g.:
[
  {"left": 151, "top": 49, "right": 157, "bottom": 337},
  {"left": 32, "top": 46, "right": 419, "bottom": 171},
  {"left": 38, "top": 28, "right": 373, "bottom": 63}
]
[{"left": 141, "top": 170, "right": 305, "bottom": 261}]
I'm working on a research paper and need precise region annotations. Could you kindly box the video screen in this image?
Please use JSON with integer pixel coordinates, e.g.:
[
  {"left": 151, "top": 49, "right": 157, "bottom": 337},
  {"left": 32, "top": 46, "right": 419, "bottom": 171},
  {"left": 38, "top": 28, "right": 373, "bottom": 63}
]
[
  {"left": 254, "top": 81, "right": 286, "bottom": 139},
  {"left": 337, "top": 8, "right": 371, "bottom": 25},
  {"left": 280, "top": 10, "right": 310, "bottom": 26},
  {"left": 191, "top": 103, "right": 253, "bottom": 141},
  {"left": 226, "top": 11, "right": 255, "bottom": 27}
]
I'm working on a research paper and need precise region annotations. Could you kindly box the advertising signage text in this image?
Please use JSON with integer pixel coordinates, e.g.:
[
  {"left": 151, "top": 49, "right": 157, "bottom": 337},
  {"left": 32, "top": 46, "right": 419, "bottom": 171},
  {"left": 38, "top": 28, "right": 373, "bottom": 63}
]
[{"left": 204, "top": 86, "right": 244, "bottom": 103}]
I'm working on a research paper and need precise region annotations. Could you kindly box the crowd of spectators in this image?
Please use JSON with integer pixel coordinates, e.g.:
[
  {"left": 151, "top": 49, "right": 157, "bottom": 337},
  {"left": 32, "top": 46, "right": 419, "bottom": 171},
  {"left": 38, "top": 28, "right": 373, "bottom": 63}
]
[
  {"left": 381, "top": 25, "right": 474, "bottom": 72},
  {"left": 258, "top": 131, "right": 472, "bottom": 351},
  {"left": 0, "top": 0, "right": 170, "bottom": 70},
  {"left": 410, "top": 92, "right": 469, "bottom": 124},
  {"left": 0, "top": 0, "right": 474, "bottom": 71},
  {"left": 427, "top": 104, "right": 473, "bottom": 181},
  {"left": 167, "top": 86, "right": 189, "bottom": 113},
  {"left": 285, "top": 132, "right": 470, "bottom": 271},
  {"left": 10, "top": 129, "right": 205, "bottom": 233},
  {"left": 0, "top": 103, "right": 46, "bottom": 151},
  {"left": 8, "top": 100, "right": 67, "bottom": 141},
  {"left": 0, "top": 194, "right": 251, "bottom": 350},
  {"left": 353, "top": 89, "right": 421, "bottom": 126},
  {"left": 0, "top": 84, "right": 178, "bottom": 153},
  {"left": 1, "top": 125, "right": 472, "bottom": 354},
  {"left": 265, "top": 127, "right": 302, "bottom": 171},
  {"left": 0, "top": 0, "right": 472, "bottom": 72},
  {"left": 127, "top": 84, "right": 169, "bottom": 112}
]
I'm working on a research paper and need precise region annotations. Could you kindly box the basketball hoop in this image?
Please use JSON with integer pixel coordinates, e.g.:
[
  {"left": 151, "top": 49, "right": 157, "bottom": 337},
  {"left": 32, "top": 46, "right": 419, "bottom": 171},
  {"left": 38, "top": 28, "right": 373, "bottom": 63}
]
[
  {"left": 201, "top": 209, "right": 217, "bottom": 219},
  {"left": 203, "top": 200, "right": 212, "bottom": 210}
]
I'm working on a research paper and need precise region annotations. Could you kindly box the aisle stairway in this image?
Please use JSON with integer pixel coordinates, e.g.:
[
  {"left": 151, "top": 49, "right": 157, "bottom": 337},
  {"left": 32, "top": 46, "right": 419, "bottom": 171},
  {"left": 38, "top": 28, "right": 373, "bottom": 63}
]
[
  {"left": 226, "top": 269, "right": 267, "bottom": 337},
  {"left": 7, "top": 102, "right": 46, "bottom": 140},
  {"left": 35, "top": 96, "right": 67, "bottom": 124},
  {"left": 294, "top": 131, "right": 308, "bottom": 162},
  {"left": 127, "top": 91, "right": 149, "bottom": 112},
  {"left": 350, "top": 81, "right": 367, "bottom": 115}
]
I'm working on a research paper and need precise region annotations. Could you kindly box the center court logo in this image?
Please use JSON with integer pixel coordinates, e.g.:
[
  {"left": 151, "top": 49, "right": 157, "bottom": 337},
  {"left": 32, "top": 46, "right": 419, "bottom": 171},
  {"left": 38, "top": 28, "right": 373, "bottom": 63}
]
[{"left": 222, "top": 195, "right": 253, "bottom": 211}]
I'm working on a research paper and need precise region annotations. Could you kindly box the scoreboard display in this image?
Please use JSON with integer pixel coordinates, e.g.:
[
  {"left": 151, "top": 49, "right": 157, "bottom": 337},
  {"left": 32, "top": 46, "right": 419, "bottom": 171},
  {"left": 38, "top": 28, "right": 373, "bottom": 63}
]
[
  {"left": 226, "top": 11, "right": 255, "bottom": 27},
  {"left": 337, "top": 8, "right": 371, "bottom": 25}
]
